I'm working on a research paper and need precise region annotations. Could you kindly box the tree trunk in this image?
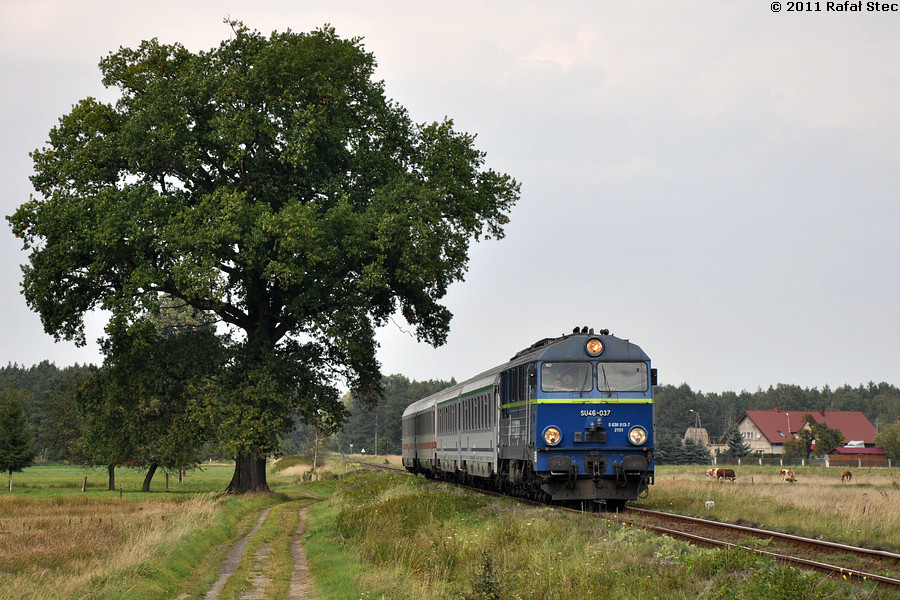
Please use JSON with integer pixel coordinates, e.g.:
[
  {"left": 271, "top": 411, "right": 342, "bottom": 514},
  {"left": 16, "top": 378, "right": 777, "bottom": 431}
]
[
  {"left": 142, "top": 463, "right": 158, "bottom": 492},
  {"left": 226, "top": 456, "right": 269, "bottom": 493},
  {"left": 7, "top": 471, "right": 11, "bottom": 492},
  {"left": 107, "top": 464, "right": 116, "bottom": 491}
]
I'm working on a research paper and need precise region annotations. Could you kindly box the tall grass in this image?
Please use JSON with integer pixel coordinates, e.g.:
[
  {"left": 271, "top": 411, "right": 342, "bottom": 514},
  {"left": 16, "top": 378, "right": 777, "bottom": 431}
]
[
  {"left": 0, "top": 464, "right": 294, "bottom": 600},
  {"left": 308, "top": 468, "right": 893, "bottom": 599},
  {"left": 5, "top": 460, "right": 896, "bottom": 599},
  {"left": 0, "top": 493, "right": 224, "bottom": 599},
  {"left": 642, "top": 465, "right": 900, "bottom": 551}
]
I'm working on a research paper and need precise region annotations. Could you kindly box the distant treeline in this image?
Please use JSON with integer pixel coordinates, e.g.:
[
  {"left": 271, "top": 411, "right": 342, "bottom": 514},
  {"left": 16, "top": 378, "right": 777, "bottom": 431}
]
[
  {"left": 654, "top": 382, "right": 900, "bottom": 442},
  {"left": 7, "top": 362, "right": 900, "bottom": 464},
  {"left": 332, "top": 378, "right": 900, "bottom": 461}
]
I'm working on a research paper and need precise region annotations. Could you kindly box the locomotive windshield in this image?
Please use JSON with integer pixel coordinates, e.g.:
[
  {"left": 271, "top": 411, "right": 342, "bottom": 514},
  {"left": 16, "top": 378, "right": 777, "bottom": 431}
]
[
  {"left": 540, "top": 361, "right": 649, "bottom": 392},
  {"left": 541, "top": 362, "right": 592, "bottom": 392},
  {"left": 598, "top": 362, "right": 648, "bottom": 392}
]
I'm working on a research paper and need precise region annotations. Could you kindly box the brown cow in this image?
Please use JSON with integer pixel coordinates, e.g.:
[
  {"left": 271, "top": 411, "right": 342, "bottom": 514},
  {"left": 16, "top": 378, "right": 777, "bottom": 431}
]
[
  {"left": 716, "top": 468, "right": 736, "bottom": 482},
  {"left": 841, "top": 470, "right": 852, "bottom": 483},
  {"left": 780, "top": 468, "right": 796, "bottom": 482}
]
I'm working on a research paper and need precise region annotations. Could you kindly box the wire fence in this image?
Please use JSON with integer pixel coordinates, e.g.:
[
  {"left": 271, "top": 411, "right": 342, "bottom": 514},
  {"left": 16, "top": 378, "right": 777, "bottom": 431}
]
[{"left": 711, "top": 456, "right": 894, "bottom": 468}]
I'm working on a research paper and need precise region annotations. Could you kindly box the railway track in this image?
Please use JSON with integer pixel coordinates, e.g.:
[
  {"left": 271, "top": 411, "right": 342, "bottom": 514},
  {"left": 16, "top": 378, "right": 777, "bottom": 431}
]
[
  {"left": 612, "top": 506, "right": 900, "bottom": 590},
  {"left": 358, "top": 461, "right": 900, "bottom": 591}
]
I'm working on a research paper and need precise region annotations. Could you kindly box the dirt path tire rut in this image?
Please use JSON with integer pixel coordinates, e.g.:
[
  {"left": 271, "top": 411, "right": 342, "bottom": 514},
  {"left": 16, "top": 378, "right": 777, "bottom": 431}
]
[{"left": 177, "top": 503, "right": 313, "bottom": 600}]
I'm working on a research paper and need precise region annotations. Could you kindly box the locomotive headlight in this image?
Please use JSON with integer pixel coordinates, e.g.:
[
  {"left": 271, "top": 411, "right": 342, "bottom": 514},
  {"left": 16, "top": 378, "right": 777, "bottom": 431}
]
[
  {"left": 543, "top": 426, "right": 562, "bottom": 446},
  {"left": 585, "top": 338, "right": 604, "bottom": 357},
  {"left": 628, "top": 426, "right": 648, "bottom": 446}
]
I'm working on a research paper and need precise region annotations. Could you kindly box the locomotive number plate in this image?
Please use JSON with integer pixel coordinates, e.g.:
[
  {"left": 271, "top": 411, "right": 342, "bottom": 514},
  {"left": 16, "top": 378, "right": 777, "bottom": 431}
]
[{"left": 579, "top": 409, "right": 611, "bottom": 417}]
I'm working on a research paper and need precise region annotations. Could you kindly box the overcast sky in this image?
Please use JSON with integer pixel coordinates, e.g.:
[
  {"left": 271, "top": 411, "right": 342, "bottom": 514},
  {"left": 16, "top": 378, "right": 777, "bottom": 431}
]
[{"left": 1, "top": 1, "right": 898, "bottom": 394}]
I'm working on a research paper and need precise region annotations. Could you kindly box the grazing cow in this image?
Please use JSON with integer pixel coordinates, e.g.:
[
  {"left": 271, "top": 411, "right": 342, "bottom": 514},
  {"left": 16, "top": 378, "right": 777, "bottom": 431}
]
[
  {"left": 841, "top": 470, "right": 852, "bottom": 483},
  {"left": 780, "top": 468, "right": 796, "bottom": 482},
  {"left": 715, "top": 468, "right": 736, "bottom": 482},
  {"left": 706, "top": 467, "right": 718, "bottom": 478}
]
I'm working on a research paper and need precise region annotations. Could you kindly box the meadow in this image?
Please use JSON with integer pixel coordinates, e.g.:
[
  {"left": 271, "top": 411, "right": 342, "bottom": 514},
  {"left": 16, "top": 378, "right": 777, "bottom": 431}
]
[
  {"left": 1, "top": 460, "right": 897, "bottom": 599},
  {"left": 0, "top": 463, "right": 303, "bottom": 600},
  {"left": 639, "top": 464, "right": 900, "bottom": 552}
]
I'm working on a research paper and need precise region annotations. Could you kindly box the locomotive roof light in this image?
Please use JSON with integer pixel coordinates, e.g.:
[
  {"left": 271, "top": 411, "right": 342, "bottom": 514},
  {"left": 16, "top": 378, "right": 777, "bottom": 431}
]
[
  {"left": 543, "top": 426, "right": 562, "bottom": 446},
  {"left": 628, "top": 426, "right": 648, "bottom": 446},
  {"left": 585, "top": 338, "right": 604, "bottom": 357}
]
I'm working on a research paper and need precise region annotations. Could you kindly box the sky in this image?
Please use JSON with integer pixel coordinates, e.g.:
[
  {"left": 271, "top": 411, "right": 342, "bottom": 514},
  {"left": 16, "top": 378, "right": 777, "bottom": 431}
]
[{"left": 1, "top": 1, "right": 898, "bottom": 394}]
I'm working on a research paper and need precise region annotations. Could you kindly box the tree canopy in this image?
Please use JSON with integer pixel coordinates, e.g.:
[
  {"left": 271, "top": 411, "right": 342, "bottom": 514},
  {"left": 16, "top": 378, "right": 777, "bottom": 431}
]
[
  {"left": 875, "top": 421, "right": 900, "bottom": 460},
  {"left": 8, "top": 21, "right": 519, "bottom": 491},
  {"left": 0, "top": 388, "right": 35, "bottom": 489}
]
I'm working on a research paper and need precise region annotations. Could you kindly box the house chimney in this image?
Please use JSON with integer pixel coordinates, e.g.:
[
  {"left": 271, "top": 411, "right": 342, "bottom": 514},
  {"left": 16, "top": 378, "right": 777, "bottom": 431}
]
[
  {"left": 774, "top": 407, "right": 780, "bottom": 413},
  {"left": 820, "top": 408, "right": 825, "bottom": 416}
]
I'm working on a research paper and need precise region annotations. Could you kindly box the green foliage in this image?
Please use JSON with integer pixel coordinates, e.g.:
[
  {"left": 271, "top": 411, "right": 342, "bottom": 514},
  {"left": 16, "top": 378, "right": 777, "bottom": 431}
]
[
  {"left": 108, "top": 317, "right": 224, "bottom": 472},
  {"left": 0, "top": 387, "right": 35, "bottom": 476},
  {"left": 40, "top": 367, "right": 93, "bottom": 463},
  {"left": 336, "top": 374, "right": 454, "bottom": 455},
  {"left": 789, "top": 415, "right": 845, "bottom": 459},
  {"left": 468, "top": 551, "right": 502, "bottom": 600},
  {"left": 809, "top": 419, "right": 845, "bottom": 457},
  {"left": 653, "top": 382, "right": 900, "bottom": 444},
  {"left": 655, "top": 435, "right": 711, "bottom": 465},
  {"left": 875, "top": 421, "right": 900, "bottom": 460},
  {"left": 724, "top": 429, "right": 752, "bottom": 458},
  {"left": 10, "top": 21, "right": 519, "bottom": 489}
]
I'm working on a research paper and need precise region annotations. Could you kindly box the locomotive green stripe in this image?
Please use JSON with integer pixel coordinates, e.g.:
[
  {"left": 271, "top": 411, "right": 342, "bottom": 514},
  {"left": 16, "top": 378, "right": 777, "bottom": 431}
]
[{"left": 500, "top": 398, "right": 653, "bottom": 409}]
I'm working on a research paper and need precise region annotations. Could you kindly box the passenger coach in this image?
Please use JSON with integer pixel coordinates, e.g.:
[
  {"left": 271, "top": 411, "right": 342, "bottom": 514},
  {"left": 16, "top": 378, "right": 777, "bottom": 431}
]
[{"left": 401, "top": 327, "right": 656, "bottom": 509}]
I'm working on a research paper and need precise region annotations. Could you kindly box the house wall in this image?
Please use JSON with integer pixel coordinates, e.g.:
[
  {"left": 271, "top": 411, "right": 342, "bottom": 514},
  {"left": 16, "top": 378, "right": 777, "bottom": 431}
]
[{"left": 738, "top": 418, "right": 778, "bottom": 455}]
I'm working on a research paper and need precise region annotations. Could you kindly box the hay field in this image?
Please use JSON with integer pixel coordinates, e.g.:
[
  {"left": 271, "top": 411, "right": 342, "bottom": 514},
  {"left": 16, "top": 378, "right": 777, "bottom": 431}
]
[{"left": 644, "top": 465, "right": 899, "bottom": 551}]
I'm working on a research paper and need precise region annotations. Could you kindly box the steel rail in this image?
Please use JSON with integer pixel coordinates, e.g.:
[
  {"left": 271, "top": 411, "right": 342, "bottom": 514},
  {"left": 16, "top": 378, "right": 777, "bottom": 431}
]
[
  {"left": 626, "top": 506, "right": 900, "bottom": 561},
  {"left": 645, "top": 524, "right": 900, "bottom": 591}
]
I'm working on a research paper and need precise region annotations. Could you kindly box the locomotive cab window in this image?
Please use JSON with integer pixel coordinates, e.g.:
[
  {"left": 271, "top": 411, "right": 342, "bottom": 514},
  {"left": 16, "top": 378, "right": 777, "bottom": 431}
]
[
  {"left": 597, "top": 362, "right": 649, "bottom": 392},
  {"left": 541, "top": 362, "right": 592, "bottom": 392}
]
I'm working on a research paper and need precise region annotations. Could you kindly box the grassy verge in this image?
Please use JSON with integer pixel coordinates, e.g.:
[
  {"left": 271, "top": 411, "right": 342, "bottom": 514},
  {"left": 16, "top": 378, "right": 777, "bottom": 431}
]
[{"left": 303, "top": 467, "right": 895, "bottom": 600}]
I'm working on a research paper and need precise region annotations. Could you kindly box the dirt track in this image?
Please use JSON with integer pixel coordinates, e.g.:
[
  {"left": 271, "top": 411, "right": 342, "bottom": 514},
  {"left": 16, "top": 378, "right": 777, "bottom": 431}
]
[{"left": 174, "top": 502, "right": 313, "bottom": 600}]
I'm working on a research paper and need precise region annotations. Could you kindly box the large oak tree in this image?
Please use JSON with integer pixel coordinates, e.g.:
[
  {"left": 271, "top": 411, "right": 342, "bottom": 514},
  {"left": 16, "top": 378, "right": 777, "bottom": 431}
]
[{"left": 8, "top": 22, "right": 519, "bottom": 492}]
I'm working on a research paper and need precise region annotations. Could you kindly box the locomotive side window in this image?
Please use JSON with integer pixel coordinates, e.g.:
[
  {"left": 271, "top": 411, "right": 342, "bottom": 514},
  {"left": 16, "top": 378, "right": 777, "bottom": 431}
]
[
  {"left": 541, "top": 362, "right": 592, "bottom": 392},
  {"left": 597, "top": 362, "right": 649, "bottom": 392}
]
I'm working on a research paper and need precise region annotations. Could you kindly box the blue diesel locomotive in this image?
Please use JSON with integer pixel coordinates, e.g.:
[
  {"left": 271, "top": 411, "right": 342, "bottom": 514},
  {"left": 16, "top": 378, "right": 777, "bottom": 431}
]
[{"left": 401, "top": 327, "right": 656, "bottom": 509}]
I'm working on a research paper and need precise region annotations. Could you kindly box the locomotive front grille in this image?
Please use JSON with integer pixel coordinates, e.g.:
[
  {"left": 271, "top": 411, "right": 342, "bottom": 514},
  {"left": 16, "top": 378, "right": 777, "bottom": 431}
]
[{"left": 573, "top": 430, "right": 607, "bottom": 443}]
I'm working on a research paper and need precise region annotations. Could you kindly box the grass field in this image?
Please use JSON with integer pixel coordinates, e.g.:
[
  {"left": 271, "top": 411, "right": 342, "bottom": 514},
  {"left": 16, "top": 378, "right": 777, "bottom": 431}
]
[
  {"left": 1, "top": 459, "right": 897, "bottom": 599},
  {"left": 1, "top": 462, "right": 303, "bottom": 600},
  {"left": 639, "top": 464, "right": 900, "bottom": 552}
]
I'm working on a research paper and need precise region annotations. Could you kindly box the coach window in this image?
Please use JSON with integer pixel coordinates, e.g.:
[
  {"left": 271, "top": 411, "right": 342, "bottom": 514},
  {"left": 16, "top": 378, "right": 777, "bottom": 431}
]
[{"left": 541, "top": 362, "right": 592, "bottom": 392}]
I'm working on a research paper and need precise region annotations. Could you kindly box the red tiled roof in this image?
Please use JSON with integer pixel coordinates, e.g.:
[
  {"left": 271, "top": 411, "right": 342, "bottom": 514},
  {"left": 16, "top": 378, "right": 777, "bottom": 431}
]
[
  {"left": 829, "top": 447, "right": 886, "bottom": 455},
  {"left": 743, "top": 410, "right": 877, "bottom": 445}
]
